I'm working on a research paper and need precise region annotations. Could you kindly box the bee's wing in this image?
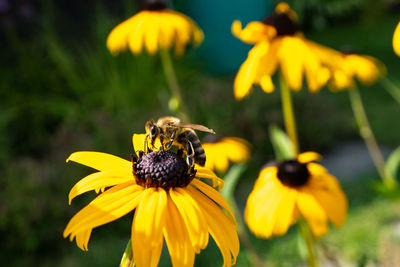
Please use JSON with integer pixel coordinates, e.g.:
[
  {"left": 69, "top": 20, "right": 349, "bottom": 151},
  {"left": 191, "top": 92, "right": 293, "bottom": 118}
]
[{"left": 177, "top": 123, "right": 216, "bottom": 134}]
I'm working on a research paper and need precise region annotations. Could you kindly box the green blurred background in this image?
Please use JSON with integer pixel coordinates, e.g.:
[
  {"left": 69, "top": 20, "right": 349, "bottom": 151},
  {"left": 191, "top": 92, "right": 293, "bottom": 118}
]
[{"left": 1, "top": 0, "right": 400, "bottom": 266}]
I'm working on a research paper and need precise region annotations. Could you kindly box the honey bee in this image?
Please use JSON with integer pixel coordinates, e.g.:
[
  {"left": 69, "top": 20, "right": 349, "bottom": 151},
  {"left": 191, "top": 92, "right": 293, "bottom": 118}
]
[{"left": 145, "top": 116, "right": 215, "bottom": 167}]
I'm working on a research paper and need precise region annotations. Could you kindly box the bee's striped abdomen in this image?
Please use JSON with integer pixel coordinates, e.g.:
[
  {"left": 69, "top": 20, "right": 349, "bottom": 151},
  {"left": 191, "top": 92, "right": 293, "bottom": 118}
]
[{"left": 179, "top": 129, "right": 206, "bottom": 166}]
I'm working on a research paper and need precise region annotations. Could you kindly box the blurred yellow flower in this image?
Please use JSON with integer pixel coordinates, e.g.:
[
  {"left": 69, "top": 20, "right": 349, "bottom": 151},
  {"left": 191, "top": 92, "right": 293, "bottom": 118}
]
[
  {"left": 394, "top": 22, "right": 400, "bottom": 56},
  {"left": 107, "top": 0, "right": 203, "bottom": 56},
  {"left": 202, "top": 137, "right": 251, "bottom": 173},
  {"left": 232, "top": 3, "right": 331, "bottom": 99},
  {"left": 309, "top": 44, "right": 386, "bottom": 91},
  {"left": 245, "top": 152, "right": 347, "bottom": 238},
  {"left": 63, "top": 134, "right": 238, "bottom": 267}
]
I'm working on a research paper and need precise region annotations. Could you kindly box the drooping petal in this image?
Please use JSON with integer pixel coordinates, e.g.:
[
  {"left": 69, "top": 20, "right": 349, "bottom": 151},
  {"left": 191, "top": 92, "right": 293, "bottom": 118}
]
[
  {"left": 107, "top": 16, "right": 138, "bottom": 55},
  {"left": 64, "top": 182, "right": 143, "bottom": 244},
  {"left": 143, "top": 13, "right": 160, "bottom": 54},
  {"left": 234, "top": 41, "right": 270, "bottom": 99},
  {"left": 296, "top": 190, "right": 329, "bottom": 237},
  {"left": 74, "top": 229, "right": 92, "bottom": 251},
  {"left": 68, "top": 169, "right": 134, "bottom": 204},
  {"left": 190, "top": 179, "right": 236, "bottom": 223},
  {"left": 306, "top": 173, "right": 348, "bottom": 227},
  {"left": 163, "top": 195, "right": 195, "bottom": 267},
  {"left": 67, "top": 152, "right": 132, "bottom": 171},
  {"left": 195, "top": 167, "right": 225, "bottom": 190},
  {"left": 187, "top": 186, "right": 239, "bottom": 267},
  {"left": 245, "top": 172, "right": 297, "bottom": 238},
  {"left": 278, "top": 37, "right": 304, "bottom": 90},
  {"left": 271, "top": 187, "right": 297, "bottom": 236},
  {"left": 128, "top": 16, "right": 146, "bottom": 54},
  {"left": 393, "top": 22, "right": 400, "bottom": 56},
  {"left": 170, "top": 188, "right": 209, "bottom": 252},
  {"left": 131, "top": 188, "right": 167, "bottom": 267},
  {"left": 347, "top": 55, "right": 385, "bottom": 85}
]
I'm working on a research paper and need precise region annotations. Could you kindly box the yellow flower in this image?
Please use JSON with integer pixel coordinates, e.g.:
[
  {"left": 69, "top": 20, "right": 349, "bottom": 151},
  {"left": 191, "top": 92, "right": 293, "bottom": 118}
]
[
  {"left": 107, "top": 0, "right": 204, "bottom": 56},
  {"left": 202, "top": 137, "right": 251, "bottom": 173},
  {"left": 245, "top": 152, "right": 347, "bottom": 238},
  {"left": 63, "top": 134, "right": 238, "bottom": 267},
  {"left": 232, "top": 3, "right": 331, "bottom": 99},
  {"left": 308, "top": 44, "right": 386, "bottom": 91},
  {"left": 393, "top": 22, "right": 400, "bottom": 56}
]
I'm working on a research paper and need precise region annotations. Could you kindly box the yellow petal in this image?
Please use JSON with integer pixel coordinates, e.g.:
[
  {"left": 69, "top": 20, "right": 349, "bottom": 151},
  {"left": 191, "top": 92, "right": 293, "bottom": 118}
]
[
  {"left": 221, "top": 137, "right": 251, "bottom": 163},
  {"left": 195, "top": 167, "right": 225, "bottom": 190},
  {"left": 107, "top": 16, "right": 137, "bottom": 55},
  {"left": 128, "top": 17, "right": 146, "bottom": 54},
  {"left": 143, "top": 14, "right": 160, "bottom": 54},
  {"left": 64, "top": 182, "right": 143, "bottom": 243},
  {"left": 393, "top": 22, "right": 400, "bottom": 56},
  {"left": 245, "top": 171, "right": 287, "bottom": 238},
  {"left": 297, "top": 152, "right": 322, "bottom": 164},
  {"left": 187, "top": 186, "right": 239, "bottom": 267},
  {"left": 296, "top": 190, "right": 329, "bottom": 237},
  {"left": 278, "top": 37, "right": 304, "bottom": 90},
  {"left": 131, "top": 188, "right": 166, "bottom": 267},
  {"left": 347, "top": 55, "right": 385, "bottom": 85},
  {"left": 75, "top": 229, "right": 92, "bottom": 251},
  {"left": 232, "top": 20, "right": 276, "bottom": 44},
  {"left": 163, "top": 195, "right": 195, "bottom": 267},
  {"left": 259, "top": 75, "right": 275, "bottom": 93},
  {"left": 170, "top": 188, "right": 209, "bottom": 252},
  {"left": 191, "top": 179, "right": 236, "bottom": 223},
  {"left": 67, "top": 152, "right": 132, "bottom": 171},
  {"left": 306, "top": 173, "right": 348, "bottom": 227},
  {"left": 234, "top": 41, "right": 270, "bottom": 100},
  {"left": 68, "top": 169, "right": 134, "bottom": 204},
  {"left": 271, "top": 188, "right": 297, "bottom": 236}
]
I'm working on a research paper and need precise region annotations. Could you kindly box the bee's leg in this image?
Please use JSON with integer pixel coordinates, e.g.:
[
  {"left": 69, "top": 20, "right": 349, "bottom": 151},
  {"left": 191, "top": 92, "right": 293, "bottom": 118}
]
[
  {"left": 144, "top": 135, "right": 149, "bottom": 154},
  {"left": 186, "top": 141, "right": 195, "bottom": 168},
  {"left": 160, "top": 134, "right": 164, "bottom": 151},
  {"left": 165, "top": 129, "right": 177, "bottom": 150}
]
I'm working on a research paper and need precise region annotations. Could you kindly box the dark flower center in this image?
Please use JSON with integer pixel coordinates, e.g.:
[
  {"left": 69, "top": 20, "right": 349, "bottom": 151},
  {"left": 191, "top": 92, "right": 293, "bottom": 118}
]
[
  {"left": 142, "top": 0, "right": 167, "bottom": 11},
  {"left": 277, "top": 160, "right": 310, "bottom": 187},
  {"left": 133, "top": 150, "right": 196, "bottom": 189},
  {"left": 263, "top": 12, "right": 298, "bottom": 36}
]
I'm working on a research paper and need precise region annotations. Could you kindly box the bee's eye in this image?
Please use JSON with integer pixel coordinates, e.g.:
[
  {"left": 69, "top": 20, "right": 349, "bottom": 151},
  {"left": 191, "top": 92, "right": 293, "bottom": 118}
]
[{"left": 150, "top": 125, "right": 158, "bottom": 136}]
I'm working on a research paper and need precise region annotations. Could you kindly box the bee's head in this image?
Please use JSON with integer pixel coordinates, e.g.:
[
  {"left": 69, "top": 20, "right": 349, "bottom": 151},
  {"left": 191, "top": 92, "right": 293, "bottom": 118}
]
[{"left": 145, "top": 119, "right": 159, "bottom": 141}]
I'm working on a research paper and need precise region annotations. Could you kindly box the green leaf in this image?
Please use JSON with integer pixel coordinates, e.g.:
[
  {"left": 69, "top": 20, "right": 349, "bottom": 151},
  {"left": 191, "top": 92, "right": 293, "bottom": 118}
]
[
  {"left": 385, "top": 146, "right": 400, "bottom": 179},
  {"left": 269, "top": 124, "right": 296, "bottom": 161},
  {"left": 371, "top": 180, "right": 400, "bottom": 201},
  {"left": 120, "top": 239, "right": 135, "bottom": 267},
  {"left": 221, "top": 163, "right": 247, "bottom": 201}
]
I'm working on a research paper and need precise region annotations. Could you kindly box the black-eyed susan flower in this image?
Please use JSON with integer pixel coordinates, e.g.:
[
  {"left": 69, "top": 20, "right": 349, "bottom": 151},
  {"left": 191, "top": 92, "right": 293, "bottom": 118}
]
[
  {"left": 63, "top": 134, "right": 239, "bottom": 267},
  {"left": 245, "top": 152, "right": 347, "bottom": 238},
  {"left": 107, "top": 0, "right": 203, "bottom": 56},
  {"left": 202, "top": 136, "right": 251, "bottom": 173},
  {"left": 232, "top": 2, "right": 331, "bottom": 99},
  {"left": 394, "top": 22, "right": 400, "bottom": 56}
]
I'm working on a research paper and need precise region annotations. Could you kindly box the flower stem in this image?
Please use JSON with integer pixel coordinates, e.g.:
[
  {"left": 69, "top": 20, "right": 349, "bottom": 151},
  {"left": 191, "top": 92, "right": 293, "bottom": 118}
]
[
  {"left": 159, "top": 48, "right": 190, "bottom": 122},
  {"left": 298, "top": 219, "right": 318, "bottom": 267},
  {"left": 348, "top": 85, "right": 398, "bottom": 188},
  {"left": 279, "top": 74, "right": 299, "bottom": 155},
  {"left": 379, "top": 77, "right": 400, "bottom": 105}
]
